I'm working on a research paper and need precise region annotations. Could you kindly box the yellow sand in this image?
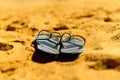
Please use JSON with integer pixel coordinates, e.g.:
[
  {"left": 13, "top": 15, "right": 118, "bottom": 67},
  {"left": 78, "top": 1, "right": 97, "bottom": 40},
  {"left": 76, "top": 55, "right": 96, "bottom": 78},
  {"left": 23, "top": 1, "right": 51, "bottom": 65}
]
[{"left": 0, "top": 0, "right": 120, "bottom": 80}]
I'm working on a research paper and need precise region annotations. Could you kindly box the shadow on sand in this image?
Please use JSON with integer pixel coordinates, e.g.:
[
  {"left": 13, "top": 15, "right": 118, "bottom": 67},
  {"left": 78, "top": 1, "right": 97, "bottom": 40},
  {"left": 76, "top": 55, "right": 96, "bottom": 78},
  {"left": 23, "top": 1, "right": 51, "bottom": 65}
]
[{"left": 32, "top": 49, "right": 79, "bottom": 64}]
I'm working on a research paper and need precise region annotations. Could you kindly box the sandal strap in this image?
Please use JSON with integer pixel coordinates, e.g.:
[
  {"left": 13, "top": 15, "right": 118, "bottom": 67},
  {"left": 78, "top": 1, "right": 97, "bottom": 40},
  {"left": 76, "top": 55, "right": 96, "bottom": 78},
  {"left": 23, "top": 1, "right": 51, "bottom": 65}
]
[
  {"left": 50, "top": 32, "right": 61, "bottom": 39},
  {"left": 60, "top": 32, "right": 71, "bottom": 42},
  {"left": 72, "top": 35, "right": 86, "bottom": 46},
  {"left": 36, "top": 31, "right": 61, "bottom": 44},
  {"left": 38, "top": 30, "right": 50, "bottom": 34},
  {"left": 59, "top": 33, "right": 71, "bottom": 51},
  {"left": 36, "top": 30, "right": 50, "bottom": 40},
  {"left": 60, "top": 34, "right": 86, "bottom": 50}
]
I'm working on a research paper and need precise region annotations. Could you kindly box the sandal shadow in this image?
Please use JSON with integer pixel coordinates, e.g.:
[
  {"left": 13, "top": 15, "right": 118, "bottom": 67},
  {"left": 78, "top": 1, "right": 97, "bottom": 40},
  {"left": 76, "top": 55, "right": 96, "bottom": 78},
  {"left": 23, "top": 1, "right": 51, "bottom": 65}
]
[{"left": 32, "top": 49, "right": 58, "bottom": 64}]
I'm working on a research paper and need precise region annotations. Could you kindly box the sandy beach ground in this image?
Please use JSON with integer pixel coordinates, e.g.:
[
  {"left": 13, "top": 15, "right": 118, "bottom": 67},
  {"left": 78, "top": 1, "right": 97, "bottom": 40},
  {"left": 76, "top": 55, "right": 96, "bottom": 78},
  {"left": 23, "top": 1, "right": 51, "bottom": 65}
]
[{"left": 0, "top": 0, "right": 120, "bottom": 80}]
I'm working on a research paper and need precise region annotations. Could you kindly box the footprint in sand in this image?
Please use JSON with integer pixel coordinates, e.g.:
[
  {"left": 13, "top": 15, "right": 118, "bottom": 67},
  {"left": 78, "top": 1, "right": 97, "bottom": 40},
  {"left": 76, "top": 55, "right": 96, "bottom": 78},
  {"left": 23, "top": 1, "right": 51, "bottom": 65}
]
[
  {"left": 53, "top": 25, "right": 69, "bottom": 31},
  {"left": 83, "top": 53, "right": 120, "bottom": 71},
  {"left": 0, "top": 42, "right": 13, "bottom": 51},
  {"left": 111, "top": 33, "right": 120, "bottom": 42},
  {"left": 6, "top": 25, "right": 16, "bottom": 31},
  {"left": 89, "top": 58, "right": 120, "bottom": 71}
]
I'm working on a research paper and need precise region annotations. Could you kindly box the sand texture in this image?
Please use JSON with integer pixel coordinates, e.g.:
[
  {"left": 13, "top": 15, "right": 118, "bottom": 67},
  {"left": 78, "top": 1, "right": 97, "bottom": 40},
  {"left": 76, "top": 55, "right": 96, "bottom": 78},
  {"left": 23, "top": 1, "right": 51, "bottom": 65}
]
[{"left": 0, "top": 0, "right": 120, "bottom": 80}]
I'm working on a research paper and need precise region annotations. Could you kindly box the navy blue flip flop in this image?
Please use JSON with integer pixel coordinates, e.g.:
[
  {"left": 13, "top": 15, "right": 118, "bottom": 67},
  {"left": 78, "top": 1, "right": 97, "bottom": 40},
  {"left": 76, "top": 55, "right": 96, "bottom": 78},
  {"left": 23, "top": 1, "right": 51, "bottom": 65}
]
[
  {"left": 60, "top": 33, "right": 86, "bottom": 54},
  {"left": 35, "top": 30, "right": 61, "bottom": 55}
]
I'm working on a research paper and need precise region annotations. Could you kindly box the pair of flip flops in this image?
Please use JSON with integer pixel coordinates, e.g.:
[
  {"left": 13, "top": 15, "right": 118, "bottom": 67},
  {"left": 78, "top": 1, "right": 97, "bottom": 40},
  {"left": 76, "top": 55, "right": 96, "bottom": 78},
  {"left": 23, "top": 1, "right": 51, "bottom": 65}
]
[{"left": 34, "top": 30, "right": 86, "bottom": 56}]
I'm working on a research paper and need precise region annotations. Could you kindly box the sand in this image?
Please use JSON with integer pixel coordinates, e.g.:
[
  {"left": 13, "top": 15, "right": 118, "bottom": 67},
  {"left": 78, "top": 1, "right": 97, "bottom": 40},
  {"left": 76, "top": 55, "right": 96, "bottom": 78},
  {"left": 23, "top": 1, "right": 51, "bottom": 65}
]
[{"left": 0, "top": 0, "right": 120, "bottom": 80}]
